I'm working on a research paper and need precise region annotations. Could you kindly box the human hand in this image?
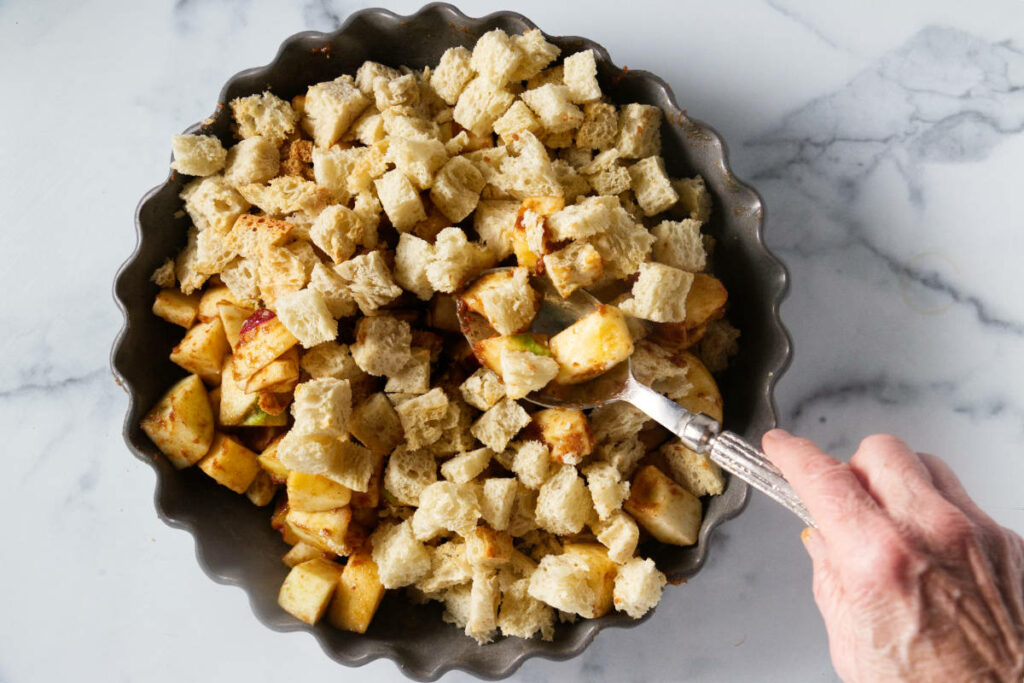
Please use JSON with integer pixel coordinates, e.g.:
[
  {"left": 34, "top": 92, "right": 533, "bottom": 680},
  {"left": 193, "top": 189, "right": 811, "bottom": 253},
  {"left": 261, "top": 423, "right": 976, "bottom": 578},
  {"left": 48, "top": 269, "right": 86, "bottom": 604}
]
[{"left": 762, "top": 430, "right": 1024, "bottom": 682}]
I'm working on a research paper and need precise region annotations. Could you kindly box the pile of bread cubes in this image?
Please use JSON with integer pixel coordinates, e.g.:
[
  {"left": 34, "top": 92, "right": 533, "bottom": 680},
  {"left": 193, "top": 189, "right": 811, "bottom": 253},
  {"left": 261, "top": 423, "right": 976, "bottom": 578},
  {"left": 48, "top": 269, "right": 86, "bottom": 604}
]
[{"left": 140, "top": 27, "right": 741, "bottom": 644}]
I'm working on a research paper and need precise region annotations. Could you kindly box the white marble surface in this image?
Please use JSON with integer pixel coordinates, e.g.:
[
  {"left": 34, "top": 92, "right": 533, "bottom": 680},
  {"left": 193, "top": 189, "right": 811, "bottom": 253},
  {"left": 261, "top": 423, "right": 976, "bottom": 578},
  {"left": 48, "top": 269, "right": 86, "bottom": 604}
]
[{"left": 2, "top": 1, "right": 1022, "bottom": 681}]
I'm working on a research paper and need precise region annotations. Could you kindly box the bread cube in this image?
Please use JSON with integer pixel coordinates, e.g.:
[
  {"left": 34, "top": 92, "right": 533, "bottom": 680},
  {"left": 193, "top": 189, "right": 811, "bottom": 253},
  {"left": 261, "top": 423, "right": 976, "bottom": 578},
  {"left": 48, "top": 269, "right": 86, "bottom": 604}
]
[
  {"left": 583, "top": 461, "right": 630, "bottom": 520},
  {"left": 388, "top": 136, "right": 449, "bottom": 190},
  {"left": 431, "top": 46, "right": 474, "bottom": 104},
  {"left": 521, "top": 84, "right": 583, "bottom": 135},
  {"left": 276, "top": 431, "right": 370, "bottom": 491},
  {"left": 174, "top": 227, "right": 208, "bottom": 295},
  {"left": 238, "top": 176, "right": 329, "bottom": 217},
  {"left": 591, "top": 402, "right": 650, "bottom": 446},
  {"left": 285, "top": 506, "right": 353, "bottom": 555},
  {"left": 499, "top": 348, "right": 559, "bottom": 399},
  {"left": 411, "top": 481, "right": 481, "bottom": 541},
  {"left": 394, "top": 387, "right": 449, "bottom": 450},
  {"left": 350, "top": 314, "right": 412, "bottom": 377},
  {"left": 561, "top": 543, "right": 617, "bottom": 618},
  {"left": 467, "top": 568, "right": 500, "bottom": 644},
  {"left": 576, "top": 102, "right": 619, "bottom": 150},
  {"left": 592, "top": 510, "right": 639, "bottom": 564},
  {"left": 180, "top": 175, "right": 250, "bottom": 235},
  {"left": 223, "top": 136, "right": 279, "bottom": 187},
  {"left": 348, "top": 392, "right": 404, "bottom": 454},
  {"left": 230, "top": 91, "right": 297, "bottom": 145},
  {"left": 545, "top": 195, "right": 617, "bottom": 242},
  {"left": 459, "top": 267, "right": 539, "bottom": 336},
  {"left": 304, "top": 263, "right": 355, "bottom": 320},
  {"left": 587, "top": 204, "right": 655, "bottom": 280},
  {"left": 510, "top": 440, "right": 551, "bottom": 490},
  {"left": 696, "top": 319, "right": 741, "bottom": 373},
  {"left": 584, "top": 151, "right": 631, "bottom": 194},
  {"left": 548, "top": 305, "right": 633, "bottom": 385},
  {"left": 393, "top": 232, "right": 435, "bottom": 301},
  {"left": 328, "top": 551, "right": 386, "bottom": 633},
  {"left": 355, "top": 60, "right": 401, "bottom": 94},
  {"left": 509, "top": 29, "right": 561, "bottom": 82},
  {"left": 420, "top": 229, "right": 490, "bottom": 295},
  {"left": 371, "top": 520, "right": 431, "bottom": 589},
  {"left": 618, "top": 262, "right": 694, "bottom": 324},
  {"left": 470, "top": 29, "right": 521, "bottom": 86},
  {"left": 471, "top": 398, "right": 531, "bottom": 452},
  {"left": 141, "top": 374, "right": 214, "bottom": 469},
  {"left": 334, "top": 250, "right": 403, "bottom": 315},
  {"left": 308, "top": 206, "right": 359, "bottom": 264},
  {"left": 672, "top": 175, "right": 712, "bottom": 222},
  {"left": 492, "top": 100, "right": 543, "bottom": 142},
  {"left": 613, "top": 557, "right": 666, "bottom": 618},
  {"left": 384, "top": 347, "right": 431, "bottom": 394},
  {"left": 169, "top": 318, "right": 229, "bottom": 386},
  {"left": 498, "top": 577, "right": 556, "bottom": 640},
  {"left": 506, "top": 483, "right": 540, "bottom": 538},
  {"left": 625, "top": 465, "right": 702, "bottom": 546},
  {"left": 171, "top": 134, "right": 226, "bottom": 176},
  {"left": 300, "top": 343, "right": 363, "bottom": 382},
  {"left": 372, "top": 72, "right": 419, "bottom": 110},
  {"left": 473, "top": 199, "right": 518, "bottom": 260},
  {"left": 616, "top": 103, "right": 662, "bottom": 159},
  {"left": 628, "top": 156, "right": 679, "bottom": 216},
  {"left": 374, "top": 168, "right": 426, "bottom": 231},
  {"left": 527, "top": 553, "right": 595, "bottom": 616},
  {"left": 383, "top": 446, "right": 437, "bottom": 506},
  {"left": 430, "top": 156, "right": 486, "bottom": 222},
  {"left": 152, "top": 288, "right": 200, "bottom": 328},
  {"left": 304, "top": 77, "right": 371, "bottom": 148},
  {"left": 440, "top": 447, "right": 492, "bottom": 484},
  {"left": 651, "top": 218, "right": 706, "bottom": 272},
  {"left": 454, "top": 76, "right": 515, "bottom": 137},
  {"left": 151, "top": 257, "right": 176, "bottom": 288},
  {"left": 198, "top": 433, "right": 261, "bottom": 493},
  {"left": 282, "top": 542, "right": 332, "bottom": 568},
  {"left": 458, "top": 368, "right": 506, "bottom": 412},
  {"left": 543, "top": 241, "right": 603, "bottom": 298},
  {"left": 533, "top": 407, "right": 594, "bottom": 465},
  {"left": 278, "top": 557, "right": 344, "bottom": 625},
  {"left": 494, "top": 131, "right": 562, "bottom": 199},
  {"left": 310, "top": 146, "right": 363, "bottom": 204},
  {"left": 290, "top": 378, "right": 351, "bottom": 438},
  {"left": 192, "top": 225, "right": 237, "bottom": 277},
  {"left": 417, "top": 540, "right": 472, "bottom": 594},
  {"left": 563, "top": 49, "right": 602, "bottom": 103},
  {"left": 661, "top": 440, "right": 726, "bottom": 497},
  {"left": 552, "top": 159, "right": 591, "bottom": 200},
  {"left": 218, "top": 256, "right": 259, "bottom": 301},
  {"left": 273, "top": 288, "right": 338, "bottom": 349},
  {"left": 535, "top": 464, "right": 592, "bottom": 535},
  {"left": 479, "top": 478, "right": 518, "bottom": 532}
]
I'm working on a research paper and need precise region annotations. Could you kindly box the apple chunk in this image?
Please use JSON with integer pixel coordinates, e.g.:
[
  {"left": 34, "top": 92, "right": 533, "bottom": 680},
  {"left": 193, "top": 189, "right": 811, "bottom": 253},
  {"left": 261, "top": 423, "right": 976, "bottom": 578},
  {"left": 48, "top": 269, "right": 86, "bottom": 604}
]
[
  {"left": 169, "top": 318, "right": 229, "bottom": 386},
  {"left": 624, "top": 465, "right": 702, "bottom": 546},
  {"left": 140, "top": 374, "right": 214, "bottom": 469},
  {"left": 328, "top": 551, "right": 386, "bottom": 633},
  {"left": 549, "top": 305, "right": 633, "bottom": 384},
  {"left": 233, "top": 309, "right": 299, "bottom": 381}
]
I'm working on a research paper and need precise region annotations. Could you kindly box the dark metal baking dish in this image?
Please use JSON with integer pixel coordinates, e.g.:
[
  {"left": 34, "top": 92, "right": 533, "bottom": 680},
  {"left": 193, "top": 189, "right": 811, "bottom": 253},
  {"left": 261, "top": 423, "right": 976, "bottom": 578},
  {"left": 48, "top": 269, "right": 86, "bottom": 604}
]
[{"left": 111, "top": 3, "right": 791, "bottom": 679}]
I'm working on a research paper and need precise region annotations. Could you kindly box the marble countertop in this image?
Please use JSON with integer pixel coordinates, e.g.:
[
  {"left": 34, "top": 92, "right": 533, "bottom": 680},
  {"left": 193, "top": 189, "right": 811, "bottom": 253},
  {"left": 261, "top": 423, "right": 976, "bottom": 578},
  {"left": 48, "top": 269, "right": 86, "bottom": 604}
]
[{"left": 2, "top": 1, "right": 1022, "bottom": 681}]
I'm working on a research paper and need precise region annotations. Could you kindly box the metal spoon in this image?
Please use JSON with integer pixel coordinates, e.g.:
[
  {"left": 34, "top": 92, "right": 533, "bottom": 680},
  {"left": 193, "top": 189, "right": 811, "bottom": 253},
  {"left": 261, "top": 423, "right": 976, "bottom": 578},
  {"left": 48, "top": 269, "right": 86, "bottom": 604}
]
[{"left": 457, "top": 268, "right": 815, "bottom": 527}]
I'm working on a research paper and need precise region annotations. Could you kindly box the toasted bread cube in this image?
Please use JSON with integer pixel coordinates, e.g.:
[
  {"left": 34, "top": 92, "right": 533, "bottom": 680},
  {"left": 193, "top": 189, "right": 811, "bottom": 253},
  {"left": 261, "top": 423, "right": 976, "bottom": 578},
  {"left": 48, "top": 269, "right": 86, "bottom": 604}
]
[
  {"left": 470, "top": 29, "right": 521, "bottom": 86},
  {"left": 304, "top": 78, "right": 370, "bottom": 148},
  {"left": 373, "top": 168, "right": 426, "bottom": 231},
  {"left": 233, "top": 310, "right": 299, "bottom": 381},
  {"left": 583, "top": 461, "right": 630, "bottom": 520},
  {"left": 180, "top": 175, "right": 250, "bottom": 234},
  {"left": 431, "top": 46, "right": 474, "bottom": 105},
  {"left": 552, "top": 158, "right": 590, "bottom": 199},
  {"left": 393, "top": 232, "right": 434, "bottom": 301},
  {"left": 245, "top": 470, "right": 278, "bottom": 506},
  {"left": 480, "top": 478, "right": 518, "bottom": 531},
  {"left": 171, "top": 134, "right": 226, "bottom": 176},
  {"left": 230, "top": 91, "right": 297, "bottom": 145},
  {"left": 509, "top": 28, "right": 560, "bottom": 81},
  {"left": 198, "top": 433, "right": 261, "bottom": 493},
  {"left": 545, "top": 195, "right": 617, "bottom": 241},
  {"left": 223, "top": 136, "right": 279, "bottom": 186},
  {"left": 652, "top": 218, "right": 706, "bottom": 272},
  {"left": 458, "top": 76, "right": 520, "bottom": 137},
  {"left": 576, "top": 102, "right": 619, "bottom": 150},
  {"left": 328, "top": 551, "right": 386, "bottom": 633},
  {"left": 169, "top": 318, "right": 229, "bottom": 386},
  {"left": 521, "top": 84, "right": 583, "bottom": 135},
  {"left": 613, "top": 557, "right": 666, "bottom": 618},
  {"left": 334, "top": 250, "right": 403, "bottom": 316},
  {"left": 219, "top": 256, "right": 260, "bottom": 302},
  {"left": 672, "top": 175, "right": 712, "bottom": 222},
  {"left": 527, "top": 552, "right": 595, "bottom": 617},
  {"left": 388, "top": 136, "right": 448, "bottom": 191},
  {"left": 384, "top": 348, "right": 431, "bottom": 395},
  {"left": 618, "top": 262, "right": 694, "bottom": 324},
  {"left": 174, "top": 227, "right": 207, "bottom": 295},
  {"left": 592, "top": 510, "right": 639, "bottom": 563},
  {"left": 372, "top": 71, "right": 418, "bottom": 110},
  {"left": 510, "top": 441, "right": 551, "bottom": 490},
  {"left": 430, "top": 156, "right": 486, "bottom": 222},
  {"left": 535, "top": 465, "right": 592, "bottom": 535},
  {"left": 349, "top": 392, "right": 404, "bottom": 454},
  {"left": 588, "top": 204, "right": 655, "bottom": 280},
  {"left": 141, "top": 374, "right": 214, "bottom": 469},
  {"left": 276, "top": 431, "right": 363, "bottom": 489},
  {"left": 696, "top": 319, "right": 741, "bottom": 373},
  {"left": 285, "top": 506, "right": 353, "bottom": 555},
  {"left": 499, "top": 348, "right": 559, "bottom": 400},
  {"left": 629, "top": 156, "right": 679, "bottom": 216},
  {"left": 474, "top": 199, "right": 519, "bottom": 259},
  {"left": 459, "top": 368, "right": 506, "bottom": 412},
  {"left": 238, "top": 176, "right": 329, "bottom": 218},
  {"left": 355, "top": 60, "right": 401, "bottom": 94},
  {"left": 440, "top": 447, "right": 492, "bottom": 484},
  {"left": 549, "top": 305, "right": 633, "bottom": 385},
  {"left": 287, "top": 471, "right": 352, "bottom": 512},
  {"left": 661, "top": 440, "right": 726, "bottom": 497},
  {"left": 257, "top": 434, "right": 289, "bottom": 482},
  {"left": 543, "top": 241, "right": 603, "bottom": 298},
  {"left": 494, "top": 131, "right": 562, "bottom": 199},
  {"left": 290, "top": 378, "right": 351, "bottom": 438},
  {"left": 308, "top": 205, "right": 359, "bottom": 264},
  {"left": 282, "top": 542, "right": 332, "bottom": 568},
  {"left": 274, "top": 289, "right": 338, "bottom": 349},
  {"left": 351, "top": 315, "right": 412, "bottom": 379},
  {"left": 466, "top": 568, "right": 500, "bottom": 644},
  {"left": 498, "top": 577, "right": 556, "bottom": 640},
  {"left": 305, "top": 265, "right": 356, "bottom": 321},
  {"left": 587, "top": 164, "right": 631, "bottom": 196},
  {"left": 563, "top": 49, "right": 601, "bottom": 103},
  {"left": 411, "top": 481, "right": 481, "bottom": 541},
  {"left": 394, "top": 387, "right": 450, "bottom": 450},
  {"left": 311, "top": 145, "right": 365, "bottom": 204},
  {"left": 492, "top": 100, "right": 543, "bottom": 143},
  {"left": 151, "top": 257, "right": 176, "bottom": 288},
  {"left": 383, "top": 446, "right": 437, "bottom": 506},
  {"left": 534, "top": 408, "right": 594, "bottom": 465},
  {"left": 562, "top": 543, "right": 617, "bottom": 618},
  {"left": 225, "top": 213, "right": 293, "bottom": 260},
  {"left": 416, "top": 540, "right": 472, "bottom": 594},
  {"left": 153, "top": 288, "right": 200, "bottom": 328},
  {"left": 424, "top": 227, "right": 495, "bottom": 294},
  {"left": 616, "top": 103, "right": 662, "bottom": 159},
  {"left": 300, "top": 343, "right": 364, "bottom": 382},
  {"left": 349, "top": 451, "right": 384, "bottom": 508},
  {"left": 471, "top": 398, "right": 531, "bottom": 452},
  {"left": 371, "top": 520, "right": 431, "bottom": 589},
  {"left": 460, "top": 267, "right": 539, "bottom": 336},
  {"left": 625, "top": 465, "right": 703, "bottom": 546},
  {"left": 278, "top": 557, "right": 344, "bottom": 625},
  {"left": 465, "top": 526, "right": 514, "bottom": 568}
]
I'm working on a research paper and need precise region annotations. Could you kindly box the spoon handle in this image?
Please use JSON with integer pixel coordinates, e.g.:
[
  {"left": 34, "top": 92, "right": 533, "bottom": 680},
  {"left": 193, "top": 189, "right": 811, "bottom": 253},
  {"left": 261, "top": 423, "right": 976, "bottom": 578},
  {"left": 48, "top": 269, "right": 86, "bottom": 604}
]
[{"left": 621, "top": 379, "right": 815, "bottom": 527}]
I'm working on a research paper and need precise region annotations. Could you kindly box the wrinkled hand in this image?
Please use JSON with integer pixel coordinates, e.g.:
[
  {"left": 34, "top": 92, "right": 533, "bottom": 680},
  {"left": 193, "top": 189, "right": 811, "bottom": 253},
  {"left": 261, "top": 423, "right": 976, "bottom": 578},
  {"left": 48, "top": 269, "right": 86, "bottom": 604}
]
[{"left": 762, "top": 430, "right": 1024, "bottom": 682}]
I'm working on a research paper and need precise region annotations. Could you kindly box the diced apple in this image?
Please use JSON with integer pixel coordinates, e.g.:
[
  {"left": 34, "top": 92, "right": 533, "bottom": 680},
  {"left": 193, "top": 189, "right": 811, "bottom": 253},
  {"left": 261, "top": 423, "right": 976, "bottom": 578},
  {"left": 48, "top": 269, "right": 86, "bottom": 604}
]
[
  {"left": 198, "top": 433, "right": 262, "bottom": 494},
  {"left": 624, "top": 465, "right": 702, "bottom": 546},
  {"left": 654, "top": 274, "right": 727, "bottom": 350},
  {"left": 152, "top": 288, "right": 200, "bottom": 328},
  {"left": 257, "top": 434, "right": 290, "bottom": 483},
  {"left": 140, "top": 374, "right": 214, "bottom": 469},
  {"left": 198, "top": 285, "right": 249, "bottom": 322},
  {"left": 233, "top": 309, "right": 299, "bottom": 382},
  {"left": 271, "top": 499, "right": 301, "bottom": 545},
  {"left": 473, "top": 333, "right": 550, "bottom": 377},
  {"left": 287, "top": 472, "right": 353, "bottom": 512},
  {"left": 243, "top": 347, "right": 299, "bottom": 394},
  {"left": 278, "top": 557, "right": 344, "bottom": 625},
  {"left": 245, "top": 469, "right": 278, "bottom": 506},
  {"left": 282, "top": 542, "right": 333, "bottom": 568},
  {"left": 169, "top": 318, "right": 230, "bottom": 386},
  {"left": 549, "top": 305, "right": 633, "bottom": 385},
  {"left": 218, "top": 301, "right": 256, "bottom": 352},
  {"left": 561, "top": 542, "right": 618, "bottom": 618},
  {"left": 675, "top": 351, "right": 723, "bottom": 422},
  {"left": 513, "top": 196, "right": 565, "bottom": 271},
  {"left": 327, "top": 551, "right": 386, "bottom": 633},
  {"left": 285, "top": 506, "right": 353, "bottom": 555},
  {"left": 219, "top": 356, "right": 288, "bottom": 428}
]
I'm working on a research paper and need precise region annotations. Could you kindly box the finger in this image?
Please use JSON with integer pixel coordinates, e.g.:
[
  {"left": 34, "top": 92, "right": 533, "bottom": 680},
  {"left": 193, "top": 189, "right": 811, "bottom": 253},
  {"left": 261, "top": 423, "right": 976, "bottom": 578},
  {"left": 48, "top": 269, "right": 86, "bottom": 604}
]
[
  {"left": 848, "top": 434, "right": 936, "bottom": 519},
  {"left": 762, "top": 430, "right": 893, "bottom": 552},
  {"left": 801, "top": 527, "right": 843, "bottom": 629},
  {"left": 918, "top": 452, "right": 998, "bottom": 531}
]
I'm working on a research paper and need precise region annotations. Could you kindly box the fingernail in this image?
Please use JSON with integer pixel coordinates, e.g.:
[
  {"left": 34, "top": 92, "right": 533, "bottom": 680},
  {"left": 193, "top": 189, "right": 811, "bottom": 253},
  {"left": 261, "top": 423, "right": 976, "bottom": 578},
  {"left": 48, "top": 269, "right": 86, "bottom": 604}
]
[
  {"left": 800, "top": 527, "right": 813, "bottom": 545},
  {"left": 764, "top": 428, "right": 792, "bottom": 443}
]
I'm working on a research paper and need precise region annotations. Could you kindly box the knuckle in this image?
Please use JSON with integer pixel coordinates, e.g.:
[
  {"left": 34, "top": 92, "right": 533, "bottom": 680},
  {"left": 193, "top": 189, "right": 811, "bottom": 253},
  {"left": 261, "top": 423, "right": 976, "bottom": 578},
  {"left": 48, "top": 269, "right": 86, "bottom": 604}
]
[
  {"left": 849, "top": 528, "right": 918, "bottom": 588},
  {"left": 857, "top": 433, "right": 910, "bottom": 458}
]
